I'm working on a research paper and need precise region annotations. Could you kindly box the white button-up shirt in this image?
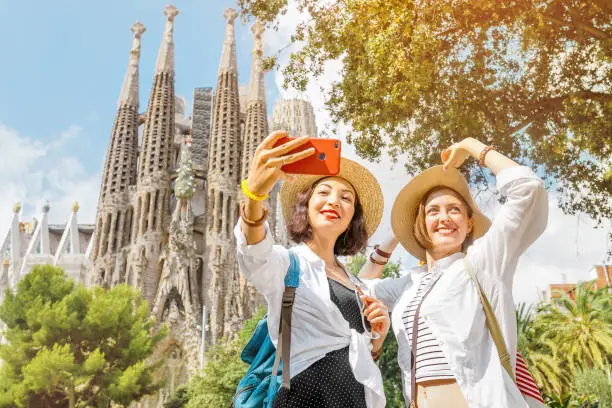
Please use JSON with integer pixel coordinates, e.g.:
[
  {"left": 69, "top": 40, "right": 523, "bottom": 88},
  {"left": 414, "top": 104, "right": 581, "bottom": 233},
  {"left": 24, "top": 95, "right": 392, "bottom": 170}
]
[
  {"left": 234, "top": 224, "right": 386, "bottom": 408},
  {"left": 367, "top": 166, "right": 548, "bottom": 408}
]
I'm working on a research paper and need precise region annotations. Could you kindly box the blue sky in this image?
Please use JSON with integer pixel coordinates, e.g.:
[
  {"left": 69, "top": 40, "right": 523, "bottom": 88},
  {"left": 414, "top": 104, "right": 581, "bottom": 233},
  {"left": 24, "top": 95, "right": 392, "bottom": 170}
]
[
  {"left": 0, "top": 0, "right": 278, "bottom": 220},
  {"left": 0, "top": 0, "right": 609, "bottom": 303}
]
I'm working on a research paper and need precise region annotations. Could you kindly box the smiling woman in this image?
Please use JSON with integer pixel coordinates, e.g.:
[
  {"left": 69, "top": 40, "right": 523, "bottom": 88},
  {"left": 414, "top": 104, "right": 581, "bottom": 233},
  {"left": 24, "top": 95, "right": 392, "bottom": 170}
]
[
  {"left": 414, "top": 187, "right": 474, "bottom": 258},
  {"left": 286, "top": 178, "right": 367, "bottom": 256},
  {"left": 233, "top": 130, "right": 389, "bottom": 407},
  {"left": 360, "top": 137, "right": 549, "bottom": 408}
]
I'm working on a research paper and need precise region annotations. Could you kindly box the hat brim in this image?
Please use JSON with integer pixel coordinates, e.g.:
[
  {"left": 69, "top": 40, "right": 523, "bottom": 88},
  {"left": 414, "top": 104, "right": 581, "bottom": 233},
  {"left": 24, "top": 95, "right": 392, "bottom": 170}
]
[
  {"left": 391, "top": 166, "right": 491, "bottom": 261},
  {"left": 280, "top": 158, "right": 383, "bottom": 238}
]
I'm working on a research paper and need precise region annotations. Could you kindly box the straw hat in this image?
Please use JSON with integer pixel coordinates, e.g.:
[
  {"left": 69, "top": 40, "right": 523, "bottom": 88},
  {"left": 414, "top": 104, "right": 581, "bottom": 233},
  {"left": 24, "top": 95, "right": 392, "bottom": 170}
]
[
  {"left": 391, "top": 165, "right": 491, "bottom": 261},
  {"left": 280, "top": 158, "right": 383, "bottom": 238}
]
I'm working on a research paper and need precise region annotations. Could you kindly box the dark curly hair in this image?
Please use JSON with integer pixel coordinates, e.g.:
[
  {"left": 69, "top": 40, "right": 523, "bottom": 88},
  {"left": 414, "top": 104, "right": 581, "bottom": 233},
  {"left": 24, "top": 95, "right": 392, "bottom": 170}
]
[{"left": 286, "top": 182, "right": 368, "bottom": 256}]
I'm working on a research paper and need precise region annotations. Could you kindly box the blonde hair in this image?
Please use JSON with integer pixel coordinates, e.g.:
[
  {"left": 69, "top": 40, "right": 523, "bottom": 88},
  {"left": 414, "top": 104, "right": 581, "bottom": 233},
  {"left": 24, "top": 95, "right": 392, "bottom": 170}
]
[{"left": 413, "top": 186, "right": 474, "bottom": 252}]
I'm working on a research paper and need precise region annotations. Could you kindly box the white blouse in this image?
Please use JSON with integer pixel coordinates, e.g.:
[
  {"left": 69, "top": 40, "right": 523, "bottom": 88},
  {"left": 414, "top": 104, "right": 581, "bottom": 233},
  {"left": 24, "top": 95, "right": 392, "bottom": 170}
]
[
  {"left": 367, "top": 166, "right": 548, "bottom": 408},
  {"left": 234, "top": 224, "right": 386, "bottom": 408}
]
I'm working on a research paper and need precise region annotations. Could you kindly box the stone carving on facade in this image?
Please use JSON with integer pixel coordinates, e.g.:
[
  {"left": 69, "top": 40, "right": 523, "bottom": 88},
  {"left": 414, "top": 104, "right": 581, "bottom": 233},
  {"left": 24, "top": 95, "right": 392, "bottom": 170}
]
[{"left": 0, "top": 6, "right": 319, "bottom": 403}]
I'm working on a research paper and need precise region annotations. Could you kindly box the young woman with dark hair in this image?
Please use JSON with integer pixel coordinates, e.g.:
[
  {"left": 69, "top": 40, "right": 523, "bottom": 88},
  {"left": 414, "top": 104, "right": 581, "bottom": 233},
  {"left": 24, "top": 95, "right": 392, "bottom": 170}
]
[{"left": 235, "top": 131, "right": 389, "bottom": 408}]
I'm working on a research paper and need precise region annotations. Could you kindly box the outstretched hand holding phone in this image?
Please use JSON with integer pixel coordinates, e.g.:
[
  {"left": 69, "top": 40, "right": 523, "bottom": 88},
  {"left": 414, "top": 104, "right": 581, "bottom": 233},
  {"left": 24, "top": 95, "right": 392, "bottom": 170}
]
[
  {"left": 242, "top": 131, "right": 315, "bottom": 245},
  {"left": 245, "top": 131, "right": 315, "bottom": 198}
]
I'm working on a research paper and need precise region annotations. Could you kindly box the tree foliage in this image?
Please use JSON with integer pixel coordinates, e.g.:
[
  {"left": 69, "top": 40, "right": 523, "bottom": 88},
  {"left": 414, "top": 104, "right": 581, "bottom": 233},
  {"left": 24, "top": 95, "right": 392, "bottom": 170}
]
[
  {"left": 516, "top": 281, "right": 612, "bottom": 405},
  {"left": 239, "top": 0, "right": 612, "bottom": 223},
  {"left": 572, "top": 367, "right": 612, "bottom": 408},
  {"left": 164, "top": 308, "right": 266, "bottom": 408},
  {"left": 346, "top": 253, "right": 404, "bottom": 408},
  {"left": 0, "top": 264, "right": 166, "bottom": 408}
]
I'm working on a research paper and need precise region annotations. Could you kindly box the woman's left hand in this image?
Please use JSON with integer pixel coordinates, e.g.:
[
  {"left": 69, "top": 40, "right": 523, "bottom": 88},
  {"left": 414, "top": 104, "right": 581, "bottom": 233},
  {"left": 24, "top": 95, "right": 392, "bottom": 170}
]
[
  {"left": 441, "top": 138, "right": 477, "bottom": 170},
  {"left": 361, "top": 294, "right": 390, "bottom": 338}
]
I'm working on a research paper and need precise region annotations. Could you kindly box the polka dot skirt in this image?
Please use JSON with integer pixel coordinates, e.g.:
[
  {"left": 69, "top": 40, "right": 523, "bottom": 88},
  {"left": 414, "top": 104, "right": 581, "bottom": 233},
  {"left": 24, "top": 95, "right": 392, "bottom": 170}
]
[{"left": 273, "top": 279, "right": 367, "bottom": 408}]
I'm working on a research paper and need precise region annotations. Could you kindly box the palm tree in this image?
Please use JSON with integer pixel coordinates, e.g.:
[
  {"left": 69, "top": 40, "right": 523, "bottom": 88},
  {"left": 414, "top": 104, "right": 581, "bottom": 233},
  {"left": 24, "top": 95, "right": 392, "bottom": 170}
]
[
  {"left": 534, "top": 282, "right": 612, "bottom": 373},
  {"left": 516, "top": 302, "right": 572, "bottom": 398}
]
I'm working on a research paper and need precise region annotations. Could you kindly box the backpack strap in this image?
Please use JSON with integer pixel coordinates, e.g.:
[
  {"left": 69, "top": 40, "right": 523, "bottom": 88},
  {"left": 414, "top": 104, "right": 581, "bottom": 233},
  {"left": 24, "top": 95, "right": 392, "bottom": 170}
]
[
  {"left": 272, "top": 250, "right": 300, "bottom": 390},
  {"left": 463, "top": 258, "right": 515, "bottom": 382}
]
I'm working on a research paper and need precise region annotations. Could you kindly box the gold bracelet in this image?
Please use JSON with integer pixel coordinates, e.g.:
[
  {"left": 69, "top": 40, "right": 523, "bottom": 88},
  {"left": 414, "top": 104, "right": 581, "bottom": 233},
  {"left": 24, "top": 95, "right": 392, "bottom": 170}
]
[{"left": 241, "top": 179, "right": 268, "bottom": 202}]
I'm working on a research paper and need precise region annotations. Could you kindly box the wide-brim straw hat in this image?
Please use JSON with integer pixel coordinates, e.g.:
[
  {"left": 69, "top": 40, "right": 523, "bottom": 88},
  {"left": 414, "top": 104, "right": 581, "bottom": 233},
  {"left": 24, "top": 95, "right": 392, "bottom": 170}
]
[
  {"left": 391, "top": 165, "right": 491, "bottom": 261},
  {"left": 280, "top": 158, "right": 383, "bottom": 238}
]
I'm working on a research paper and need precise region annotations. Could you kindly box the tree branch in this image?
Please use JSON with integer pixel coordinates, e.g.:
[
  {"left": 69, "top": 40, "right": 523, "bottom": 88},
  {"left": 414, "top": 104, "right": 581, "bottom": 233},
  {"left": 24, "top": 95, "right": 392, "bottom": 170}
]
[
  {"left": 541, "top": 8, "right": 611, "bottom": 42},
  {"left": 501, "top": 90, "right": 611, "bottom": 138}
]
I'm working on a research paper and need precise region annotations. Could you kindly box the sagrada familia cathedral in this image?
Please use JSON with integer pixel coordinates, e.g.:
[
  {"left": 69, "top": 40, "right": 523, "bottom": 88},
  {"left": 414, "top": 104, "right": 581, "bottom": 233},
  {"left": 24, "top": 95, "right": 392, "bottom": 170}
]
[{"left": 0, "top": 5, "right": 317, "bottom": 406}]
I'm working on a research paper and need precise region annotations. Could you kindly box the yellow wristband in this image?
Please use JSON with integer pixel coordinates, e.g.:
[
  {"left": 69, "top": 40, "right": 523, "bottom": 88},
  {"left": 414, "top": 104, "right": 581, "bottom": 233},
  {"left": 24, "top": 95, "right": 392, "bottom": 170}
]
[{"left": 241, "top": 180, "right": 268, "bottom": 202}]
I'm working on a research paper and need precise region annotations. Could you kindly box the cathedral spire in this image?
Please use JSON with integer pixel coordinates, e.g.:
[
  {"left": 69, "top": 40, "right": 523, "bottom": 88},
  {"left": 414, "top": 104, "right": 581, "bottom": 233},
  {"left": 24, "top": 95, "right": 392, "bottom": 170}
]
[
  {"left": 155, "top": 5, "right": 178, "bottom": 75},
  {"left": 218, "top": 8, "right": 238, "bottom": 75},
  {"left": 92, "top": 22, "right": 144, "bottom": 286},
  {"left": 119, "top": 22, "right": 145, "bottom": 107},
  {"left": 247, "top": 20, "right": 266, "bottom": 103},
  {"left": 129, "top": 5, "right": 179, "bottom": 305},
  {"left": 241, "top": 20, "right": 269, "bottom": 181},
  {"left": 205, "top": 7, "right": 243, "bottom": 344}
]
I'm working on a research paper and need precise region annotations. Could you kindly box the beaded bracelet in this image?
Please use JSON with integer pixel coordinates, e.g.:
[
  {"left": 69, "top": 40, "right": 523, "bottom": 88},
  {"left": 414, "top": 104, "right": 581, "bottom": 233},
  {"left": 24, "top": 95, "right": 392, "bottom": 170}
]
[
  {"left": 240, "top": 202, "right": 269, "bottom": 227},
  {"left": 241, "top": 179, "right": 268, "bottom": 202},
  {"left": 478, "top": 145, "right": 495, "bottom": 167}
]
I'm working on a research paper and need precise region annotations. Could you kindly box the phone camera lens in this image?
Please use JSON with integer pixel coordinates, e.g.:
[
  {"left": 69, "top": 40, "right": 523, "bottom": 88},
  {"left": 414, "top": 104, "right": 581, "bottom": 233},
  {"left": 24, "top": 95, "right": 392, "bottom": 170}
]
[
  {"left": 318, "top": 152, "right": 326, "bottom": 160},
  {"left": 334, "top": 142, "right": 339, "bottom": 148}
]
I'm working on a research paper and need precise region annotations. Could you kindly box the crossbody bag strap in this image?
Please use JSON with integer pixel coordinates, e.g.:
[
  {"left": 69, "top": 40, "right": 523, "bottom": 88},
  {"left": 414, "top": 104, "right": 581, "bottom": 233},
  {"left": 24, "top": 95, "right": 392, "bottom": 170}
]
[
  {"left": 409, "top": 272, "right": 444, "bottom": 408},
  {"left": 463, "top": 258, "right": 515, "bottom": 382},
  {"left": 271, "top": 250, "right": 300, "bottom": 390}
]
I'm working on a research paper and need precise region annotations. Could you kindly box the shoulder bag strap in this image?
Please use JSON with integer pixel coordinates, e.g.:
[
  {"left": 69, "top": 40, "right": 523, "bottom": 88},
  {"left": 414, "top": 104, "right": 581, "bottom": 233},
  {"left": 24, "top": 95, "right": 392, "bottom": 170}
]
[
  {"left": 463, "top": 258, "right": 515, "bottom": 382},
  {"left": 272, "top": 250, "right": 300, "bottom": 390},
  {"left": 409, "top": 270, "right": 444, "bottom": 408}
]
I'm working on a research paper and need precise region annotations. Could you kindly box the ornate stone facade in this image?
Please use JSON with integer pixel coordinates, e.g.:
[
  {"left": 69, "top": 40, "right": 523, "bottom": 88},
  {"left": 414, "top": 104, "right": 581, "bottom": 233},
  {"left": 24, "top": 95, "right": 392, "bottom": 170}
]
[{"left": 0, "top": 6, "right": 318, "bottom": 406}]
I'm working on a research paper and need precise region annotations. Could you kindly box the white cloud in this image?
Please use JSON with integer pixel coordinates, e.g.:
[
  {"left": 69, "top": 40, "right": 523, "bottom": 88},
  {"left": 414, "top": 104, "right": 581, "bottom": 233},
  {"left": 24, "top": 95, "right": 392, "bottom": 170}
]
[
  {"left": 265, "top": 5, "right": 611, "bottom": 305},
  {"left": 48, "top": 125, "right": 82, "bottom": 150},
  {"left": 0, "top": 123, "right": 100, "bottom": 245},
  {"left": 0, "top": 123, "right": 47, "bottom": 176}
]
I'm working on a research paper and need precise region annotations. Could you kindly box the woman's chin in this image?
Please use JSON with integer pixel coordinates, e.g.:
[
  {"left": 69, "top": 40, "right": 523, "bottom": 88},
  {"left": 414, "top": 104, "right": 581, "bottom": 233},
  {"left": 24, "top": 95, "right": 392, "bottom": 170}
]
[{"left": 431, "top": 240, "right": 463, "bottom": 255}]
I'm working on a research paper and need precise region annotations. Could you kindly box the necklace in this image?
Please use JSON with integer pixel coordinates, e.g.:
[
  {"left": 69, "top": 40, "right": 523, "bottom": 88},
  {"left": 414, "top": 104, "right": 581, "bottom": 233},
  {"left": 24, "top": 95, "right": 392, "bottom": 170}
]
[{"left": 325, "top": 260, "right": 355, "bottom": 289}]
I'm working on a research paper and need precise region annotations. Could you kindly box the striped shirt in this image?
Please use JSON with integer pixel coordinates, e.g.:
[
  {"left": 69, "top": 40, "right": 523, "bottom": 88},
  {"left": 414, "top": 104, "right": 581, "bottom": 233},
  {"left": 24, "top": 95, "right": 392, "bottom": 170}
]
[{"left": 402, "top": 271, "right": 454, "bottom": 382}]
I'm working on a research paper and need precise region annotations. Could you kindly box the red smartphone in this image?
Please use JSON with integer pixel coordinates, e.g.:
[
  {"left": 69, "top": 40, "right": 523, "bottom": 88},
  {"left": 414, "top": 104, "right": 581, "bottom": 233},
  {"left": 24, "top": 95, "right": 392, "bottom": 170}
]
[{"left": 273, "top": 137, "right": 342, "bottom": 175}]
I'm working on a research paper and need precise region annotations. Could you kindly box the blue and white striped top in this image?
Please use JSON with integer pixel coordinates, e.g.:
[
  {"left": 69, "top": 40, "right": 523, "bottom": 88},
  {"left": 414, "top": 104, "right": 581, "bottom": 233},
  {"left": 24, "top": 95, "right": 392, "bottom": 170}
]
[{"left": 402, "top": 271, "right": 454, "bottom": 382}]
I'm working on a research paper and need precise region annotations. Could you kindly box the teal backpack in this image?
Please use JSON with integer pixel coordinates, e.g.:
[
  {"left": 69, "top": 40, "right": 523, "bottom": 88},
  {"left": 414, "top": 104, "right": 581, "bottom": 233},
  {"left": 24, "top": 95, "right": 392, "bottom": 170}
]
[{"left": 231, "top": 250, "right": 300, "bottom": 408}]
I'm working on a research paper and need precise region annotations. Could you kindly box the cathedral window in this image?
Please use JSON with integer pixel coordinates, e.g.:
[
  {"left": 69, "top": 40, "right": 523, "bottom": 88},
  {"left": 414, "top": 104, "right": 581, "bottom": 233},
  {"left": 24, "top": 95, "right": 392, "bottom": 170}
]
[
  {"left": 143, "top": 193, "right": 151, "bottom": 232},
  {"left": 209, "top": 189, "right": 215, "bottom": 227},
  {"left": 226, "top": 196, "right": 232, "bottom": 237},
  {"left": 217, "top": 192, "right": 224, "bottom": 233},
  {"left": 215, "top": 246, "right": 222, "bottom": 264},
  {"left": 152, "top": 190, "right": 159, "bottom": 230}
]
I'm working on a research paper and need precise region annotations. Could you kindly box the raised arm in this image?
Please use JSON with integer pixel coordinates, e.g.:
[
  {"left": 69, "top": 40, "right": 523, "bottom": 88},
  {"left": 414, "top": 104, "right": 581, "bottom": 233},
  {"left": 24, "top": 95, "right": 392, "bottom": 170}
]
[
  {"left": 441, "top": 137, "right": 519, "bottom": 176},
  {"left": 442, "top": 138, "right": 548, "bottom": 284},
  {"left": 242, "top": 131, "right": 314, "bottom": 244},
  {"left": 358, "top": 235, "right": 399, "bottom": 279}
]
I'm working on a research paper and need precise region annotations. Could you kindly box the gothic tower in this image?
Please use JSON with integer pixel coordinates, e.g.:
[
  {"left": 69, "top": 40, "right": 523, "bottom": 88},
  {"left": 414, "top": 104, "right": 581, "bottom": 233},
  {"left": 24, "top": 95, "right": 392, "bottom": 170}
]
[
  {"left": 92, "top": 22, "right": 145, "bottom": 287},
  {"left": 128, "top": 5, "right": 179, "bottom": 305},
  {"left": 205, "top": 8, "right": 243, "bottom": 343},
  {"left": 240, "top": 21, "right": 268, "bottom": 182},
  {"left": 238, "top": 20, "right": 271, "bottom": 312}
]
